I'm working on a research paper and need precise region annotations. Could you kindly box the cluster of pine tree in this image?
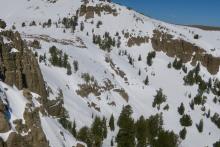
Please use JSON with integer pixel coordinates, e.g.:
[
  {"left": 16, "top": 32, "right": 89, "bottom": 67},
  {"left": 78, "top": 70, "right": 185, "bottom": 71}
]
[
  {"left": 183, "top": 63, "right": 201, "bottom": 86},
  {"left": 60, "top": 105, "right": 179, "bottom": 147},
  {"left": 62, "top": 15, "right": 78, "bottom": 33},
  {"left": 93, "top": 32, "right": 116, "bottom": 52},
  {"left": 43, "top": 19, "right": 52, "bottom": 28},
  {"left": 77, "top": 116, "right": 108, "bottom": 147},
  {"left": 116, "top": 105, "right": 179, "bottom": 147},
  {"left": 49, "top": 46, "right": 72, "bottom": 75}
]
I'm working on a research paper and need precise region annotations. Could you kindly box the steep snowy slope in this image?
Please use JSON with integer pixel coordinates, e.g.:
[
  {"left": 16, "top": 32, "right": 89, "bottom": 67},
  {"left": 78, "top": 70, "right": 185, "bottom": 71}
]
[{"left": 1, "top": 0, "right": 220, "bottom": 147}]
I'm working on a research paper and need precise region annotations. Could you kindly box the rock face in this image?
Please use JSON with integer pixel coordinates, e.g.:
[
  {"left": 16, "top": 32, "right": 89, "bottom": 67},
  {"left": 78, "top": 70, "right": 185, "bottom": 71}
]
[
  {"left": 151, "top": 30, "right": 220, "bottom": 74},
  {"left": 0, "top": 29, "right": 50, "bottom": 147},
  {"left": 0, "top": 30, "right": 47, "bottom": 99}
]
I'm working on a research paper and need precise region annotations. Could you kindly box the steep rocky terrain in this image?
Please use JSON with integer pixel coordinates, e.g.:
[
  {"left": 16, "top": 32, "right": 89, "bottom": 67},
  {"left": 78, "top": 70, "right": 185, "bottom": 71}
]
[{"left": 0, "top": 0, "right": 220, "bottom": 147}]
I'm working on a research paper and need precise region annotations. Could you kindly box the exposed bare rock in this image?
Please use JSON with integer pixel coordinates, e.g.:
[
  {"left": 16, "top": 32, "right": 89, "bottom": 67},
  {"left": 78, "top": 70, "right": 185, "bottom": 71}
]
[
  {"left": 151, "top": 29, "right": 220, "bottom": 74},
  {"left": 79, "top": 4, "right": 118, "bottom": 19},
  {"left": 76, "top": 143, "right": 85, "bottom": 147},
  {"left": 0, "top": 113, "right": 10, "bottom": 133},
  {"left": 0, "top": 30, "right": 47, "bottom": 100},
  {"left": 0, "top": 100, "right": 10, "bottom": 133}
]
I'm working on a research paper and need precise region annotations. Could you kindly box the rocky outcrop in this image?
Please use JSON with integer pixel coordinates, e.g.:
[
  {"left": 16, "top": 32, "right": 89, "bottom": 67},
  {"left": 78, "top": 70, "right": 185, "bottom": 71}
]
[
  {"left": 79, "top": 4, "right": 118, "bottom": 19},
  {"left": 0, "top": 113, "right": 10, "bottom": 133},
  {"left": 151, "top": 30, "right": 220, "bottom": 74},
  {"left": 0, "top": 30, "right": 47, "bottom": 99},
  {"left": 6, "top": 106, "right": 49, "bottom": 147},
  {"left": 76, "top": 143, "right": 85, "bottom": 147},
  {"left": 0, "top": 29, "right": 50, "bottom": 147},
  {"left": 0, "top": 100, "right": 10, "bottom": 133},
  {"left": 6, "top": 130, "right": 48, "bottom": 147}
]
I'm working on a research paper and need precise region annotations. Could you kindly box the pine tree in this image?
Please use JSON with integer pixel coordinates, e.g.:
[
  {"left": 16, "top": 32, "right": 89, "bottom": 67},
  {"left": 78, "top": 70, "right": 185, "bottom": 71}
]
[
  {"left": 172, "top": 58, "right": 182, "bottom": 70},
  {"left": 138, "top": 69, "right": 141, "bottom": 76},
  {"left": 109, "top": 114, "right": 115, "bottom": 131},
  {"left": 147, "top": 51, "right": 156, "bottom": 66},
  {"left": 178, "top": 103, "right": 185, "bottom": 115},
  {"left": 77, "top": 126, "right": 92, "bottom": 147},
  {"left": 153, "top": 130, "right": 179, "bottom": 147},
  {"left": 195, "top": 62, "right": 200, "bottom": 76},
  {"left": 146, "top": 113, "right": 164, "bottom": 145},
  {"left": 213, "top": 140, "right": 220, "bottom": 147},
  {"left": 102, "top": 117, "right": 107, "bottom": 139},
  {"left": 71, "top": 120, "right": 77, "bottom": 137},
  {"left": 73, "top": 60, "right": 79, "bottom": 72},
  {"left": 179, "top": 127, "right": 187, "bottom": 140},
  {"left": 180, "top": 114, "right": 192, "bottom": 127},
  {"left": 183, "top": 70, "right": 195, "bottom": 85},
  {"left": 152, "top": 88, "right": 167, "bottom": 109},
  {"left": 63, "top": 53, "right": 68, "bottom": 68},
  {"left": 66, "top": 63, "right": 72, "bottom": 75},
  {"left": 182, "top": 65, "right": 188, "bottom": 73},
  {"left": 136, "top": 115, "right": 148, "bottom": 147},
  {"left": 0, "top": 19, "right": 6, "bottom": 29},
  {"left": 80, "top": 21, "right": 84, "bottom": 31},
  {"left": 196, "top": 119, "right": 203, "bottom": 133},
  {"left": 116, "top": 105, "right": 135, "bottom": 147},
  {"left": 167, "top": 62, "right": 172, "bottom": 68},
  {"left": 138, "top": 55, "right": 142, "bottom": 61},
  {"left": 111, "top": 138, "right": 114, "bottom": 146},
  {"left": 189, "top": 100, "right": 195, "bottom": 110},
  {"left": 91, "top": 116, "right": 104, "bottom": 147},
  {"left": 144, "top": 76, "right": 149, "bottom": 85}
]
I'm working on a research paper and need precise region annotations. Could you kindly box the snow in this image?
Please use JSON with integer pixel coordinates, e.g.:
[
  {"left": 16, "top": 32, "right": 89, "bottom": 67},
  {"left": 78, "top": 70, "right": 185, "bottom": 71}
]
[
  {"left": 10, "top": 48, "right": 19, "bottom": 53},
  {"left": 40, "top": 115, "right": 84, "bottom": 147},
  {"left": 0, "top": 0, "right": 220, "bottom": 146},
  {"left": 0, "top": 82, "right": 28, "bottom": 140}
]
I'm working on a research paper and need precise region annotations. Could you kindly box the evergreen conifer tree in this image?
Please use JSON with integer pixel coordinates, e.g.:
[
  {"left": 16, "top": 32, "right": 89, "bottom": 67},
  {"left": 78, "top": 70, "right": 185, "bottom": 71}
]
[{"left": 109, "top": 114, "right": 115, "bottom": 131}]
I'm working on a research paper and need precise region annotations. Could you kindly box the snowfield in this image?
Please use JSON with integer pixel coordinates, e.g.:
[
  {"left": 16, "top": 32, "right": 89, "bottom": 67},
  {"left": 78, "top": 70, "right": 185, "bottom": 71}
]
[{"left": 1, "top": 0, "right": 220, "bottom": 147}]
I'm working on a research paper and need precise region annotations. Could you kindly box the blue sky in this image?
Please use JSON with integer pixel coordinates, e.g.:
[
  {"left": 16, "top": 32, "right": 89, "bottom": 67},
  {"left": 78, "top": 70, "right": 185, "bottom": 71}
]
[{"left": 113, "top": 0, "right": 220, "bottom": 26}]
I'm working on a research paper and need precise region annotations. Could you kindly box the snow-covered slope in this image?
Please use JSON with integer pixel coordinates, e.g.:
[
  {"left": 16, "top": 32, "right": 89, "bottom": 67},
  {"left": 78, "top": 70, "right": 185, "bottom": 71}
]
[{"left": 1, "top": 0, "right": 220, "bottom": 147}]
